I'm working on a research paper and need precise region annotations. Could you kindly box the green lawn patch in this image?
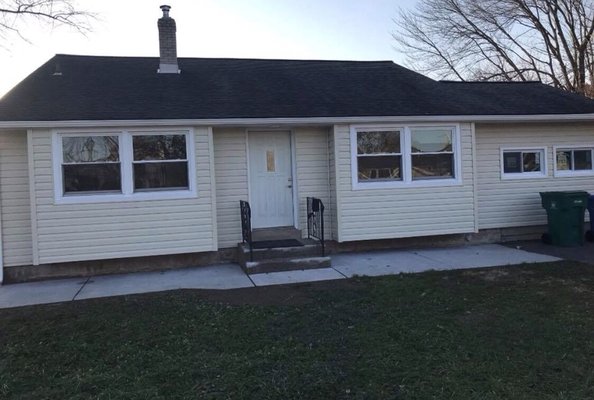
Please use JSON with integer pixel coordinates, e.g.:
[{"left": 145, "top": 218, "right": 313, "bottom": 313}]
[{"left": 2, "top": 261, "right": 594, "bottom": 399}]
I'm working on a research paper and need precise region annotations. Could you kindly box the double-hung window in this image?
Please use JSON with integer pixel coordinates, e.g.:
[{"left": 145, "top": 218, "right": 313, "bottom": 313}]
[
  {"left": 555, "top": 147, "right": 594, "bottom": 176},
  {"left": 411, "top": 128, "right": 454, "bottom": 180},
  {"left": 356, "top": 130, "right": 402, "bottom": 182},
  {"left": 61, "top": 135, "right": 122, "bottom": 193},
  {"left": 132, "top": 134, "right": 189, "bottom": 191},
  {"left": 501, "top": 148, "right": 547, "bottom": 179},
  {"left": 54, "top": 129, "right": 196, "bottom": 203},
  {"left": 352, "top": 125, "right": 460, "bottom": 189}
]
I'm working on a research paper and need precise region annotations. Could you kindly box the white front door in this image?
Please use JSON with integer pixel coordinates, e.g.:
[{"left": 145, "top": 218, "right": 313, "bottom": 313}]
[{"left": 248, "top": 131, "right": 294, "bottom": 228}]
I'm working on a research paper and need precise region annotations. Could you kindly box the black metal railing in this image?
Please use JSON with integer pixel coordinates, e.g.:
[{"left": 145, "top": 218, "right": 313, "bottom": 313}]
[
  {"left": 307, "top": 197, "right": 325, "bottom": 256},
  {"left": 240, "top": 200, "right": 253, "bottom": 261}
]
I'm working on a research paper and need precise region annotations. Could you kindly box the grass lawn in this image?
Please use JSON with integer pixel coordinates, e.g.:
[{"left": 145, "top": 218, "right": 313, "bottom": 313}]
[{"left": 2, "top": 261, "right": 594, "bottom": 399}]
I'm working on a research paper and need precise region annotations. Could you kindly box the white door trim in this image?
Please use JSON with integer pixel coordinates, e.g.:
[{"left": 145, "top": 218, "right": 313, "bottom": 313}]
[
  {"left": 246, "top": 129, "right": 298, "bottom": 228},
  {"left": 290, "top": 132, "right": 299, "bottom": 230}
]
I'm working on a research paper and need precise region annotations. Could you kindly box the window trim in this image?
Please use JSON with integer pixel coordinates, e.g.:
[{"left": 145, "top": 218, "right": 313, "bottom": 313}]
[
  {"left": 500, "top": 147, "right": 548, "bottom": 180},
  {"left": 130, "top": 131, "right": 192, "bottom": 192},
  {"left": 553, "top": 145, "right": 594, "bottom": 177},
  {"left": 350, "top": 124, "right": 462, "bottom": 190},
  {"left": 52, "top": 128, "right": 197, "bottom": 204},
  {"left": 410, "top": 127, "right": 456, "bottom": 182},
  {"left": 355, "top": 127, "right": 404, "bottom": 183},
  {"left": 60, "top": 132, "right": 123, "bottom": 195}
]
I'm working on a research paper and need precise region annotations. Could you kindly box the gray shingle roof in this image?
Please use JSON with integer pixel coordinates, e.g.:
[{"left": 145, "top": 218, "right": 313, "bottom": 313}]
[
  {"left": 440, "top": 81, "right": 594, "bottom": 115},
  {"left": 1, "top": 54, "right": 594, "bottom": 121}
]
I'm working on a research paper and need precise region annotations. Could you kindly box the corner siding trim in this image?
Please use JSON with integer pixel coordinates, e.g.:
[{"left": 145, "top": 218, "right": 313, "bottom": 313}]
[
  {"left": 208, "top": 127, "right": 218, "bottom": 251},
  {"left": 471, "top": 123, "right": 480, "bottom": 233},
  {"left": 27, "top": 130, "right": 40, "bottom": 265}
]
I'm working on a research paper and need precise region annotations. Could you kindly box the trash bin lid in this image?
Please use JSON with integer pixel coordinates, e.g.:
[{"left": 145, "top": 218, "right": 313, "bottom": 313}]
[{"left": 540, "top": 191, "right": 589, "bottom": 209}]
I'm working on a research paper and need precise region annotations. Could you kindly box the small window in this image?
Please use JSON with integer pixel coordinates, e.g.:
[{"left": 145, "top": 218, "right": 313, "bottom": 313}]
[
  {"left": 501, "top": 148, "right": 546, "bottom": 178},
  {"left": 132, "top": 134, "right": 189, "bottom": 191},
  {"left": 411, "top": 129, "right": 454, "bottom": 180},
  {"left": 556, "top": 148, "right": 593, "bottom": 172},
  {"left": 266, "top": 150, "right": 275, "bottom": 172},
  {"left": 356, "top": 130, "right": 402, "bottom": 181},
  {"left": 61, "top": 135, "right": 121, "bottom": 194}
]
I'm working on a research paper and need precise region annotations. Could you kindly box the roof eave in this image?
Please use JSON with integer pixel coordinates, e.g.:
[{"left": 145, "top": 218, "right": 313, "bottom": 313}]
[{"left": 1, "top": 113, "right": 594, "bottom": 129}]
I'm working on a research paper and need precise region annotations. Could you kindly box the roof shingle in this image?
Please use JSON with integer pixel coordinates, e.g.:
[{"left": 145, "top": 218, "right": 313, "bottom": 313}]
[{"left": 1, "top": 54, "right": 594, "bottom": 121}]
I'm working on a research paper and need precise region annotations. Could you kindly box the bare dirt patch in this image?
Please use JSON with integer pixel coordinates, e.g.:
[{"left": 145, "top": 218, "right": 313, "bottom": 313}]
[
  {"left": 461, "top": 266, "right": 540, "bottom": 283},
  {"left": 177, "top": 278, "right": 365, "bottom": 306},
  {"left": 463, "top": 268, "right": 511, "bottom": 282}
]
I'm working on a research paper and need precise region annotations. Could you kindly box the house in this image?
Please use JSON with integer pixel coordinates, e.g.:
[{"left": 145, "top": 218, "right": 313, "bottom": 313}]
[{"left": 0, "top": 5, "right": 593, "bottom": 282}]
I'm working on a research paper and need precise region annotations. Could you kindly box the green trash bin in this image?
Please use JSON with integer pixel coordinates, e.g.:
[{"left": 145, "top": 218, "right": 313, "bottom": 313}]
[{"left": 540, "top": 191, "right": 589, "bottom": 247}]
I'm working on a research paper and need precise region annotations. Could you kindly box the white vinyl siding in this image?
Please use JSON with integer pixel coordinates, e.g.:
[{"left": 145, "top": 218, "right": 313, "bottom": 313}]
[
  {"left": 30, "top": 127, "right": 216, "bottom": 264},
  {"left": 213, "top": 128, "right": 249, "bottom": 249},
  {"left": 294, "top": 127, "right": 333, "bottom": 240},
  {"left": 476, "top": 123, "right": 594, "bottom": 229},
  {"left": 334, "top": 123, "right": 476, "bottom": 242},
  {"left": 0, "top": 131, "right": 33, "bottom": 266}
]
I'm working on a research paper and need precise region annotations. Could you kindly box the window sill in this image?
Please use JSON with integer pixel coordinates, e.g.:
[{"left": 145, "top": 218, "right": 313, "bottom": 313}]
[
  {"left": 352, "top": 178, "right": 462, "bottom": 190},
  {"left": 55, "top": 189, "right": 198, "bottom": 205},
  {"left": 554, "top": 170, "right": 594, "bottom": 178}
]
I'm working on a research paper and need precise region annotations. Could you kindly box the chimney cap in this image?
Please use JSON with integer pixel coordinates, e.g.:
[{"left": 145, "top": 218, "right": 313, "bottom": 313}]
[{"left": 160, "top": 5, "right": 171, "bottom": 17}]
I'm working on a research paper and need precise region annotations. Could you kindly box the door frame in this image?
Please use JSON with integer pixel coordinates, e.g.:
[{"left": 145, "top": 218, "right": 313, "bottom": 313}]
[{"left": 245, "top": 129, "right": 299, "bottom": 229}]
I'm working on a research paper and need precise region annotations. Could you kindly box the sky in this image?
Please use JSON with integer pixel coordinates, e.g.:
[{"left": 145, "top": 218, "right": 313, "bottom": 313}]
[{"left": 0, "top": 0, "right": 417, "bottom": 97}]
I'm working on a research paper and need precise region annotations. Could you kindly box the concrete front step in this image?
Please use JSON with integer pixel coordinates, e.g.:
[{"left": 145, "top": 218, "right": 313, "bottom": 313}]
[
  {"left": 252, "top": 227, "right": 302, "bottom": 241},
  {"left": 244, "top": 256, "right": 332, "bottom": 275},
  {"left": 238, "top": 239, "right": 329, "bottom": 274},
  {"left": 238, "top": 242, "right": 324, "bottom": 262}
]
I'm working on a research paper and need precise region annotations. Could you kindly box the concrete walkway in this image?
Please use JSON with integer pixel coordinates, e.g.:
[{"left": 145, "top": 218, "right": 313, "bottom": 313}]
[{"left": 0, "top": 244, "right": 560, "bottom": 309}]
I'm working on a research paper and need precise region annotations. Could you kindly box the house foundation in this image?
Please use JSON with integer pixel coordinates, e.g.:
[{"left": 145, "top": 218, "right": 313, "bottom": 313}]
[{"left": 3, "top": 225, "right": 558, "bottom": 283}]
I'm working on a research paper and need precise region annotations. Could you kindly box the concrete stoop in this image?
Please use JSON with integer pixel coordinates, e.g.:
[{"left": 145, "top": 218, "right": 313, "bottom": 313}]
[{"left": 238, "top": 241, "right": 331, "bottom": 274}]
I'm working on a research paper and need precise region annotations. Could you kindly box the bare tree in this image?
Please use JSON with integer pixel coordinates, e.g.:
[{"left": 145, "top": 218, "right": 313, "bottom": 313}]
[
  {"left": 0, "top": 0, "right": 92, "bottom": 45},
  {"left": 393, "top": 0, "right": 594, "bottom": 95}
]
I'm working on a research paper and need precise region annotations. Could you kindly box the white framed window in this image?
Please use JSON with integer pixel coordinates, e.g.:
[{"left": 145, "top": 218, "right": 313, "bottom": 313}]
[
  {"left": 351, "top": 125, "right": 461, "bottom": 189},
  {"left": 356, "top": 129, "right": 403, "bottom": 182},
  {"left": 411, "top": 128, "right": 455, "bottom": 181},
  {"left": 61, "top": 134, "right": 122, "bottom": 194},
  {"left": 554, "top": 146, "right": 594, "bottom": 177},
  {"left": 132, "top": 133, "right": 190, "bottom": 191},
  {"left": 52, "top": 129, "right": 197, "bottom": 204},
  {"left": 500, "top": 147, "right": 547, "bottom": 179}
]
